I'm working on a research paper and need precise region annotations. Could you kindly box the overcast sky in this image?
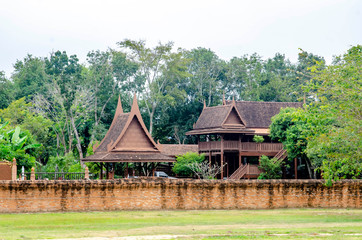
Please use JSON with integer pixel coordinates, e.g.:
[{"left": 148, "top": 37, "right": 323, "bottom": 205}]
[{"left": 1, "top": 0, "right": 361, "bottom": 77}]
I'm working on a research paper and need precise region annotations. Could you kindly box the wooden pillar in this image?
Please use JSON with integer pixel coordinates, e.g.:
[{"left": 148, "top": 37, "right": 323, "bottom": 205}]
[
  {"left": 220, "top": 134, "right": 224, "bottom": 179},
  {"left": 226, "top": 157, "right": 229, "bottom": 177},
  {"left": 106, "top": 163, "right": 109, "bottom": 179},
  {"left": 125, "top": 162, "right": 129, "bottom": 178},
  {"left": 238, "top": 153, "right": 242, "bottom": 167},
  {"left": 209, "top": 151, "right": 212, "bottom": 167},
  {"left": 220, "top": 154, "right": 224, "bottom": 179},
  {"left": 100, "top": 162, "right": 103, "bottom": 179},
  {"left": 294, "top": 158, "right": 298, "bottom": 179}
]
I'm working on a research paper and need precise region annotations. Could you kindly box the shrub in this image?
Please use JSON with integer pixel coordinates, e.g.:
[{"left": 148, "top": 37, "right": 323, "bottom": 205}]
[
  {"left": 258, "top": 155, "right": 282, "bottom": 179},
  {"left": 172, "top": 152, "right": 204, "bottom": 176},
  {"left": 253, "top": 135, "right": 264, "bottom": 143}
]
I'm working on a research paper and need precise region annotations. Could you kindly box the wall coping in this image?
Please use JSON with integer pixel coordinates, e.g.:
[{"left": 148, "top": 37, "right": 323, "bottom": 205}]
[{"left": 0, "top": 179, "right": 361, "bottom": 187}]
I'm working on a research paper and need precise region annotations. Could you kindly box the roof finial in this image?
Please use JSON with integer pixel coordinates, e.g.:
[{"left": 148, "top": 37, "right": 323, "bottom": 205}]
[
  {"left": 131, "top": 93, "right": 140, "bottom": 113},
  {"left": 203, "top": 99, "right": 206, "bottom": 109},
  {"left": 115, "top": 95, "right": 123, "bottom": 116},
  {"left": 222, "top": 91, "right": 226, "bottom": 105}
]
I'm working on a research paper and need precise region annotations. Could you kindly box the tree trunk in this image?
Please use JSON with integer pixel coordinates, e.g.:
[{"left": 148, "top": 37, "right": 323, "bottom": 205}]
[{"left": 70, "top": 113, "right": 83, "bottom": 161}]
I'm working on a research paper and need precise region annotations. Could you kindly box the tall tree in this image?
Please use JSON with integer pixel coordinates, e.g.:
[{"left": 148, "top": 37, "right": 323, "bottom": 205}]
[
  {"left": 33, "top": 51, "right": 91, "bottom": 160},
  {"left": 12, "top": 55, "right": 49, "bottom": 100},
  {"left": 185, "top": 48, "right": 225, "bottom": 106},
  {"left": 0, "top": 71, "right": 14, "bottom": 109},
  {"left": 117, "top": 39, "right": 189, "bottom": 135},
  {"left": 85, "top": 50, "right": 138, "bottom": 145}
]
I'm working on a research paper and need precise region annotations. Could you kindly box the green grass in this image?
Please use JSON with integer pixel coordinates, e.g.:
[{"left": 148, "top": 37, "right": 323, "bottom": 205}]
[{"left": 0, "top": 209, "right": 361, "bottom": 239}]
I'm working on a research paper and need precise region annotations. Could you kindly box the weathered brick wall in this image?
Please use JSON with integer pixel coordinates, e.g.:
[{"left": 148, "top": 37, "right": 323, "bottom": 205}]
[{"left": 0, "top": 179, "right": 360, "bottom": 213}]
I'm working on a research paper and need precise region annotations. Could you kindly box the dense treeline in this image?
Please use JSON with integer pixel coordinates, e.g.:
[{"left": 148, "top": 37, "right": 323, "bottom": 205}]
[{"left": 0, "top": 40, "right": 360, "bottom": 181}]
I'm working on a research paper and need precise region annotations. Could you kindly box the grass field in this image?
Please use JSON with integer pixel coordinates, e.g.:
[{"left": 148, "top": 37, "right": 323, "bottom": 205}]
[{"left": 0, "top": 209, "right": 361, "bottom": 240}]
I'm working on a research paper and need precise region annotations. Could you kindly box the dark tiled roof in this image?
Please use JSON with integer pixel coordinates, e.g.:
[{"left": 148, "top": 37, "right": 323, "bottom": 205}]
[
  {"left": 194, "top": 105, "right": 231, "bottom": 129},
  {"left": 96, "top": 113, "right": 130, "bottom": 152},
  {"left": 192, "top": 101, "right": 302, "bottom": 130},
  {"left": 159, "top": 144, "right": 198, "bottom": 156},
  {"left": 83, "top": 152, "right": 175, "bottom": 162},
  {"left": 233, "top": 101, "right": 303, "bottom": 128}
]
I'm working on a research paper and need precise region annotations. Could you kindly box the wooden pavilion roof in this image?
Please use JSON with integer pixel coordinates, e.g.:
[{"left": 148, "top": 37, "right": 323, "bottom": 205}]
[
  {"left": 83, "top": 94, "right": 175, "bottom": 163},
  {"left": 186, "top": 99, "right": 303, "bottom": 135}
]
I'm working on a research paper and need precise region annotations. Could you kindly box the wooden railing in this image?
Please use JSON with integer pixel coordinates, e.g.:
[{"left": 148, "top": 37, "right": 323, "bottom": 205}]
[
  {"left": 199, "top": 141, "right": 283, "bottom": 152},
  {"left": 239, "top": 142, "right": 283, "bottom": 152}
]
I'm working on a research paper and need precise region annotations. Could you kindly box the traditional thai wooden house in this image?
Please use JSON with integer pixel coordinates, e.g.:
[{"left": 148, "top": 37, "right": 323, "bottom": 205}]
[
  {"left": 186, "top": 98, "right": 302, "bottom": 179},
  {"left": 83, "top": 94, "right": 175, "bottom": 178}
]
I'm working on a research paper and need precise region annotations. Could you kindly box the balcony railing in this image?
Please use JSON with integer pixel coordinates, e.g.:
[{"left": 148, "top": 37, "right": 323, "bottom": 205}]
[{"left": 199, "top": 141, "right": 283, "bottom": 152}]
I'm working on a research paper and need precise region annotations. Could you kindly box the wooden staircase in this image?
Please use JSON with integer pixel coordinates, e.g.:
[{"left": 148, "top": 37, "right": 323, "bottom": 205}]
[
  {"left": 273, "top": 149, "right": 288, "bottom": 163},
  {"left": 228, "top": 164, "right": 248, "bottom": 180}
]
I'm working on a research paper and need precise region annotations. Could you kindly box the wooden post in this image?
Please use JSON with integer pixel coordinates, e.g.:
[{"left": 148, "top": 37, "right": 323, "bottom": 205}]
[
  {"left": 294, "top": 158, "right": 298, "bottom": 179},
  {"left": 238, "top": 153, "right": 242, "bottom": 168},
  {"left": 30, "top": 167, "right": 35, "bottom": 181},
  {"left": 209, "top": 151, "right": 212, "bottom": 167},
  {"left": 106, "top": 163, "right": 109, "bottom": 179},
  {"left": 100, "top": 162, "right": 103, "bottom": 179},
  {"left": 11, "top": 158, "right": 17, "bottom": 181},
  {"left": 226, "top": 157, "right": 229, "bottom": 178},
  {"left": 220, "top": 154, "right": 224, "bottom": 179},
  {"left": 125, "top": 162, "right": 129, "bottom": 178},
  {"left": 221, "top": 134, "right": 224, "bottom": 179},
  {"left": 85, "top": 166, "right": 89, "bottom": 180}
]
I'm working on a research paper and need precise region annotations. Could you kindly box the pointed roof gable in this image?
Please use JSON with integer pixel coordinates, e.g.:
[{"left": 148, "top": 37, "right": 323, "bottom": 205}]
[
  {"left": 221, "top": 98, "right": 246, "bottom": 128},
  {"left": 107, "top": 94, "right": 159, "bottom": 152},
  {"left": 84, "top": 94, "right": 174, "bottom": 163}
]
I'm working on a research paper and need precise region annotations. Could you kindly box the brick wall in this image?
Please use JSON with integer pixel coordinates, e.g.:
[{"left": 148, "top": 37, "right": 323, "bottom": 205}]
[{"left": 0, "top": 179, "right": 360, "bottom": 213}]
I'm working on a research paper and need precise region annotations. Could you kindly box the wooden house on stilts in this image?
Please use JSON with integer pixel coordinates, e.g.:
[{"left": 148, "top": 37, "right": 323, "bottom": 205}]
[{"left": 186, "top": 97, "right": 302, "bottom": 180}]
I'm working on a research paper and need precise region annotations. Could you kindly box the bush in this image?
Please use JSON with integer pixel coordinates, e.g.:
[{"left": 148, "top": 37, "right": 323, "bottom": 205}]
[
  {"left": 253, "top": 135, "right": 264, "bottom": 143},
  {"left": 172, "top": 152, "right": 205, "bottom": 176},
  {"left": 258, "top": 155, "right": 282, "bottom": 179},
  {"left": 44, "top": 153, "right": 83, "bottom": 172}
]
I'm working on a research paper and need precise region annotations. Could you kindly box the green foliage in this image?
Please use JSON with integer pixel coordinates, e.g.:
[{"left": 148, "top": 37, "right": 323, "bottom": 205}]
[
  {"left": 0, "top": 98, "right": 55, "bottom": 164},
  {"left": 0, "top": 71, "right": 14, "bottom": 109},
  {"left": 43, "top": 153, "right": 82, "bottom": 172},
  {"left": 253, "top": 135, "right": 264, "bottom": 143},
  {"left": 257, "top": 155, "right": 282, "bottom": 179},
  {"left": 0, "top": 122, "right": 40, "bottom": 172},
  {"left": 270, "top": 45, "right": 362, "bottom": 182},
  {"left": 172, "top": 152, "right": 205, "bottom": 176}
]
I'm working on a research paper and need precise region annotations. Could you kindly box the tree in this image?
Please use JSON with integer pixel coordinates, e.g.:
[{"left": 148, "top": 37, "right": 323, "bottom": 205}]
[
  {"left": 304, "top": 45, "right": 362, "bottom": 184},
  {"left": 0, "top": 98, "right": 55, "bottom": 164},
  {"left": 0, "top": 71, "right": 14, "bottom": 109},
  {"left": 117, "top": 39, "right": 189, "bottom": 135},
  {"left": 85, "top": 50, "right": 138, "bottom": 146},
  {"left": 12, "top": 54, "right": 49, "bottom": 100},
  {"left": 185, "top": 48, "right": 225, "bottom": 106},
  {"left": 33, "top": 50, "right": 92, "bottom": 160},
  {"left": 270, "top": 45, "right": 362, "bottom": 184}
]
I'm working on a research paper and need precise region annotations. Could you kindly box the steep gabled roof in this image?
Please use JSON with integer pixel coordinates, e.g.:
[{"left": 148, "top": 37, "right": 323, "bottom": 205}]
[
  {"left": 187, "top": 100, "right": 302, "bottom": 135},
  {"left": 83, "top": 94, "right": 174, "bottom": 163},
  {"left": 193, "top": 99, "right": 246, "bottom": 130},
  {"left": 233, "top": 101, "right": 303, "bottom": 128}
]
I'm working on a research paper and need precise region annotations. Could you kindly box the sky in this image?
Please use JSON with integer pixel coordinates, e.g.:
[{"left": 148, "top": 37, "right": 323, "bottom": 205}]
[{"left": 0, "top": 0, "right": 361, "bottom": 77}]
